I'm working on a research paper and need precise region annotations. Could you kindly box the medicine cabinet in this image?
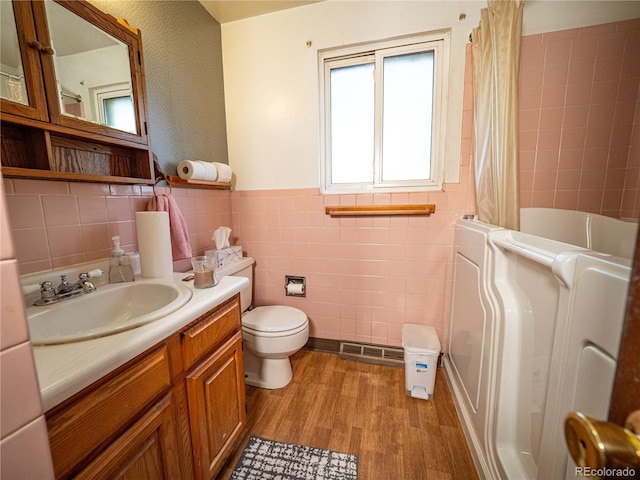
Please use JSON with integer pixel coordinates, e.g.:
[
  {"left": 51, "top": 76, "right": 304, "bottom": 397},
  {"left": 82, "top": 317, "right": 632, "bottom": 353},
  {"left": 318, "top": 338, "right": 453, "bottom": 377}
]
[{"left": 0, "top": 0, "right": 154, "bottom": 184}]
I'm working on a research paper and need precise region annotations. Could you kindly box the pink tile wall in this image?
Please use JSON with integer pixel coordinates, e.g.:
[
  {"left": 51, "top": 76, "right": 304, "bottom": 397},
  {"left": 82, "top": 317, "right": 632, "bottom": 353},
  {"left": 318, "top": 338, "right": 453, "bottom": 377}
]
[
  {"left": 232, "top": 47, "right": 477, "bottom": 348},
  {"left": 519, "top": 19, "right": 640, "bottom": 218},
  {"left": 0, "top": 177, "right": 55, "bottom": 478},
  {"left": 231, "top": 185, "right": 474, "bottom": 348},
  {"left": 623, "top": 80, "right": 640, "bottom": 217},
  {"left": 3, "top": 179, "right": 232, "bottom": 275}
]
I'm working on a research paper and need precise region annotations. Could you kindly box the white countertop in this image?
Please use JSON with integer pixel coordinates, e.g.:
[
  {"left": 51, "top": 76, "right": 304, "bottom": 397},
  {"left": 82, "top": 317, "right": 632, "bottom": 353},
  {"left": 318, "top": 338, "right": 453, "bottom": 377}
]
[{"left": 32, "top": 273, "right": 249, "bottom": 411}]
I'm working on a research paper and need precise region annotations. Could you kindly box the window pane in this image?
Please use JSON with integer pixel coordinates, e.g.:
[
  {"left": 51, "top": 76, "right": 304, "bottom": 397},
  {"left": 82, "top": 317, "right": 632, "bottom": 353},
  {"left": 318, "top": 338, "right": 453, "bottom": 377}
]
[
  {"left": 381, "top": 51, "right": 433, "bottom": 182},
  {"left": 103, "top": 95, "right": 136, "bottom": 133},
  {"left": 330, "top": 63, "right": 374, "bottom": 184}
]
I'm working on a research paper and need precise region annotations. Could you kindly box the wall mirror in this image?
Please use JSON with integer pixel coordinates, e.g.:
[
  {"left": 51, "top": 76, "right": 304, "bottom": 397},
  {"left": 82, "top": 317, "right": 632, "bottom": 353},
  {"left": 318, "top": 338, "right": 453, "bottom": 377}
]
[
  {"left": 0, "top": 2, "right": 29, "bottom": 106},
  {"left": 44, "top": 0, "right": 137, "bottom": 134}
]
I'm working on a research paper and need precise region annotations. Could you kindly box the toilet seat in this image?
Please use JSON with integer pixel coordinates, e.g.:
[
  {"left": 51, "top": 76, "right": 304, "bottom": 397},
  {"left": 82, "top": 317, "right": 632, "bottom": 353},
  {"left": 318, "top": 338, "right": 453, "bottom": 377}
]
[{"left": 242, "top": 305, "right": 308, "bottom": 337}]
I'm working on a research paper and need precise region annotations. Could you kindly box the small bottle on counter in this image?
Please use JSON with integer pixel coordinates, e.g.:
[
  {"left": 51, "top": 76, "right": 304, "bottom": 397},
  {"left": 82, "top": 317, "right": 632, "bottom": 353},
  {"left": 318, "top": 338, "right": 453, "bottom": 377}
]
[{"left": 109, "top": 236, "right": 135, "bottom": 283}]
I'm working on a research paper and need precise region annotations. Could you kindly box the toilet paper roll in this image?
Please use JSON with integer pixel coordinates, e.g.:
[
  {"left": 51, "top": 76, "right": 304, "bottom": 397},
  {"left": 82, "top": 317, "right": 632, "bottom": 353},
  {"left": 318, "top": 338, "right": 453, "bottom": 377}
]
[
  {"left": 135, "top": 212, "right": 173, "bottom": 278},
  {"left": 286, "top": 283, "right": 305, "bottom": 295},
  {"left": 214, "top": 162, "right": 233, "bottom": 183},
  {"left": 178, "top": 160, "right": 204, "bottom": 180},
  {"left": 177, "top": 160, "right": 218, "bottom": 182},
  {"left": 201, "top": 162, "right": 218, "bottom": 181}
]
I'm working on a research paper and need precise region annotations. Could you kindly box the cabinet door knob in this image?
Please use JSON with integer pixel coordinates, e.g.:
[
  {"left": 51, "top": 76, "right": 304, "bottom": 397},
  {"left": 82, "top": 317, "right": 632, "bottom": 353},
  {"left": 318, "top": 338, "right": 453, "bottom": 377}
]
[{"left": 28, "top": 41, "right": 55, "bottom": 55}]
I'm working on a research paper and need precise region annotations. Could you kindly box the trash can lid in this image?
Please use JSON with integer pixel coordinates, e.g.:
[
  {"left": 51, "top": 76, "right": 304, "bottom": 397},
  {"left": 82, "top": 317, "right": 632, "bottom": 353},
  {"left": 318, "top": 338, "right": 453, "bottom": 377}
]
[{"left": 402, "top": 324, "right": 441, "bottom": 354}]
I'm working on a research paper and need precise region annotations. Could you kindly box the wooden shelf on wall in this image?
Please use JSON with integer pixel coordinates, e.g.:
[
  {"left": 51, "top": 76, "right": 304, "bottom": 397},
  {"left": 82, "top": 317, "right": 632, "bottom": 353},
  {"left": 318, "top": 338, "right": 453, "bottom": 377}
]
[
  {"left": 167, "top": 175, "right": 231, "bottom": 190},
  {"left": 325, "top": 204, "right": 436, "bottom": 217},
  {"left": 1, "top": 123, "right": 155, "bottom": 184}
]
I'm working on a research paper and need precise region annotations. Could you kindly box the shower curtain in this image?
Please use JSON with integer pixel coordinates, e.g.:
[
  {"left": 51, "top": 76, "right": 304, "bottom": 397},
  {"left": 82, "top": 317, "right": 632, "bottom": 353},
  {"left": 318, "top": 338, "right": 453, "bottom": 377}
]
[{"left": 472, "top": 0, "right": 524, "bottom": 230}]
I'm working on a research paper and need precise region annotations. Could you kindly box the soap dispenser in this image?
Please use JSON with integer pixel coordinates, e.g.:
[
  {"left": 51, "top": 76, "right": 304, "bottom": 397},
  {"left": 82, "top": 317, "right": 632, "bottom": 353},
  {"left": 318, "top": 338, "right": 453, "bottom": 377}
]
[{"left": 109, "top": 236, "right": 135, "bottom": 283}]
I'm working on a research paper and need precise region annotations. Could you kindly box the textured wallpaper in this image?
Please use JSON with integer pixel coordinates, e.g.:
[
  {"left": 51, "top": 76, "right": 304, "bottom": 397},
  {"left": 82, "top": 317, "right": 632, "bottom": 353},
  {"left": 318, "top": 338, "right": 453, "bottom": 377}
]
[{"left": 89, "top": 0, "right": 228, "bottom": 175}]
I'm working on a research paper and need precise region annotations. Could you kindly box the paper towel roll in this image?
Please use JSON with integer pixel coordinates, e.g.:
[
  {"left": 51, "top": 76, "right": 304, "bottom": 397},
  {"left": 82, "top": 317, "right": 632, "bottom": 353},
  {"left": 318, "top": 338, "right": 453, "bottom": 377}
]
[
  {"left": 214, "top": 162, "right": 233, "bottom": 183},
  {"left": 136, "top": 212, "right": 173, "bottom": 278}
]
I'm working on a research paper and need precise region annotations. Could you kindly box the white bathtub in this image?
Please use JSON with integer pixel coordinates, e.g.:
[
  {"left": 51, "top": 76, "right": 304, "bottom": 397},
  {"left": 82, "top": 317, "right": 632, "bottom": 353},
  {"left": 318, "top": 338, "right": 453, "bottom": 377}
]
[
  {"left": 444, "top": 210, "right": 635, "bottom": 480},
  {"left": 444, "top": 219, "right": 503, "bottom": 477},
  {"left": 521, "top": 208, "right": 638, "bottom": 259}
]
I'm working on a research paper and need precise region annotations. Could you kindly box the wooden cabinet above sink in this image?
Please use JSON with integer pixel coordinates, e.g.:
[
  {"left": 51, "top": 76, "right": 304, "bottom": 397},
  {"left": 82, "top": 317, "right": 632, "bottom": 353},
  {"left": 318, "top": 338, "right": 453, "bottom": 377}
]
[{"left": 0, "top": 0, "right": 154, "bottom": 184}]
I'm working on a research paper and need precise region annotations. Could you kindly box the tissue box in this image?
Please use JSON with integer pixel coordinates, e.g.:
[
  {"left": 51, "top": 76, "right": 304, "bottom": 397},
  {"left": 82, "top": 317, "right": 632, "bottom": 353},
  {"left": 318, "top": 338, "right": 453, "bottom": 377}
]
[{"left": 206, "top": 246, "right": 243, "bottom": 268}]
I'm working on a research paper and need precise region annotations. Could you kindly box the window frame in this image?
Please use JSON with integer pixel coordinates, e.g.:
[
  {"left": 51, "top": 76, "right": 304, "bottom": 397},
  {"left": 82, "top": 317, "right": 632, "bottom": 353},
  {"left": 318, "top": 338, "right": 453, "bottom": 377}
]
[
  {"left": 319, "top": 31, "right": 450, "bottom": 194},
  {"left": 91, "top": 82, "right": 136, "bottom": 133}
]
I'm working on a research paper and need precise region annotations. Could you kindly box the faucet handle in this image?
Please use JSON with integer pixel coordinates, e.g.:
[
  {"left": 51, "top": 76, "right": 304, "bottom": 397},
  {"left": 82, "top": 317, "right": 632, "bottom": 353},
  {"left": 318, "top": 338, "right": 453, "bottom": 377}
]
[
  {"left": 77, "top": 272, "right": 97, "bottom": 292},
  {"left": 40, "top": 281, "right": 56, "bottom": 300},
  {"left": 85, "top": 269, "right": 103, "bottom": 279},
  {"left": 57, "top": 275, "right": 70, "bottom": 292}
]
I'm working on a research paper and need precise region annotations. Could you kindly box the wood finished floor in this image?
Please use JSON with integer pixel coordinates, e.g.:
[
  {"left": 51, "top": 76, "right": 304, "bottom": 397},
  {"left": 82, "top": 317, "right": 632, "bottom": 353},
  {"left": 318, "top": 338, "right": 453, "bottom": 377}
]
[{"left": 217, "top": 350, "right": 479, "bottom": 480}]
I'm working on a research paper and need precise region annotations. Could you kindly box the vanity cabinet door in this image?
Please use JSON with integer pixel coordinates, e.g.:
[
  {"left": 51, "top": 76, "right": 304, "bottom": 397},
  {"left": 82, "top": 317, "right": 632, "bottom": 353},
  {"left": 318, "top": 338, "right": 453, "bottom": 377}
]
[
  {"left": 186, "top": 331, "right": 247, "bottom": 480},
  {"left": 46, "top": 346, "right": 172, "bottom": 479},
  {"left": 182, "top": 295, "right": 241, "bottom": 369},
  {"left": 75, "top": 392, "right": 182, "bottom": 479},
  {"left": 0, "top": 0, "right": 49, "bottom": 121}
]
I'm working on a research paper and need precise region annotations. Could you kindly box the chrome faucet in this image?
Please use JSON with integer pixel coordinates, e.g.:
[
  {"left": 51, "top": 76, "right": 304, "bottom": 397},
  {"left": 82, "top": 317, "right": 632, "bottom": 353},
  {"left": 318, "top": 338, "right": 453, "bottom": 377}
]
[
  {"left": 57, "top": 275, "right": 72, "bottom": 293},
  {"left": 34, "top": 270, "right": 101, "bottom": 306},
  {"left": 56, "top": 273, "right": 96, "bottom": 294}
]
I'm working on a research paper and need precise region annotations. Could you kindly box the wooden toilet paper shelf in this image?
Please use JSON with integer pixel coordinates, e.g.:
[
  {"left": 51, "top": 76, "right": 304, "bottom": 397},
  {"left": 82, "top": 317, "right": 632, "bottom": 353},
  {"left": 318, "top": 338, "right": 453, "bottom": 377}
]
[
  {"left": 325, "top": 204, "right": 436, "bottom": 217},
  {"left": 167, "top": 175, "right": 231, "bottom": 190}
]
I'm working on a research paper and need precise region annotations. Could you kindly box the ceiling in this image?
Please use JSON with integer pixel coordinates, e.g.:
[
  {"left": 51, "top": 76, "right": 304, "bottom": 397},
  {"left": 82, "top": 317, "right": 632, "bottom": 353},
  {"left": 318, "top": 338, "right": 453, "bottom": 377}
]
[{"left": 198, "top": 0, "right": 323, "bottom": 24}]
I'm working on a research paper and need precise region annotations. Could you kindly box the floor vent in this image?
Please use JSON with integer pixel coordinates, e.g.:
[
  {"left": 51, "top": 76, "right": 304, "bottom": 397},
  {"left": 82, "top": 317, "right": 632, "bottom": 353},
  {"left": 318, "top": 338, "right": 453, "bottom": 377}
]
[{"left": 339, "top": 341, "right": 404, "bottom": 367}]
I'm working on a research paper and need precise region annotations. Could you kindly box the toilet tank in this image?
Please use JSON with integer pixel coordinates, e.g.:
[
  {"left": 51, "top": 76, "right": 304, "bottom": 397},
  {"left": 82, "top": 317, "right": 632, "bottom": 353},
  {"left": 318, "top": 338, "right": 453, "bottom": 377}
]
[{"left": 216, "top": 257, "right": 254, "bottom": 312}]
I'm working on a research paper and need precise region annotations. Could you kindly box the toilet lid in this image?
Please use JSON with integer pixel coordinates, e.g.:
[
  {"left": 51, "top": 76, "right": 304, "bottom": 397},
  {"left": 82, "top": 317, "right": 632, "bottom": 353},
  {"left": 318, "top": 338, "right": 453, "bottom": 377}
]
[{"left": 242, "top": 305, "right": 308, "bottom": 333}]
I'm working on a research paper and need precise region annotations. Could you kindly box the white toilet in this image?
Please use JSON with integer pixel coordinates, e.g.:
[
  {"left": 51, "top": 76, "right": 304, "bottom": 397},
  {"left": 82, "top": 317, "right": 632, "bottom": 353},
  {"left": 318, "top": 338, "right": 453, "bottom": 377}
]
[{"left": 217, "top": 257, "right": 309, "bottom": 389}]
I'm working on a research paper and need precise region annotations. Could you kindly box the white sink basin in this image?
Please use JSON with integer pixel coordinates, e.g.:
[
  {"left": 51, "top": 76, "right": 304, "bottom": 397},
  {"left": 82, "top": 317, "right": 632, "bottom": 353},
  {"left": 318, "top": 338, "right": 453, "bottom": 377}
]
[{"left": 27, "top": 282, "right": 193, "bottom": 345}]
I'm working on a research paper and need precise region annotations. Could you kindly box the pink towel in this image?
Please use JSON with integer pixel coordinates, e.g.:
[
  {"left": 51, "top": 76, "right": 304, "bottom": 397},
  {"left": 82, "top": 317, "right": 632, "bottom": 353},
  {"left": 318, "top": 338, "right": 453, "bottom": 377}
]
[{"left": 147, "top": 194, "right": 192, "bottom": 260}]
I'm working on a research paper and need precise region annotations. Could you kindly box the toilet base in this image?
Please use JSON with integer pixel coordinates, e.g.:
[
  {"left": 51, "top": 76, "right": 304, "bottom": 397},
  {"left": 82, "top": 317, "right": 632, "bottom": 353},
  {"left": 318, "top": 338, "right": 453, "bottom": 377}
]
[{"left": 243, "top": 348, "right": 293, "bottom": 389}]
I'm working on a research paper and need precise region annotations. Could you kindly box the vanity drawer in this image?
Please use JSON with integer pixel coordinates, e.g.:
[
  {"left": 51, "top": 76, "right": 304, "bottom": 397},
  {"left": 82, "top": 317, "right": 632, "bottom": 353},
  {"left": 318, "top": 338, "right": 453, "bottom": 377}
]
[
  {"left": 46, "top": 346, "right": 171, "bottom": 479},
  {"left": 182, "top": 294, "right": 240, "bottom": 370}
]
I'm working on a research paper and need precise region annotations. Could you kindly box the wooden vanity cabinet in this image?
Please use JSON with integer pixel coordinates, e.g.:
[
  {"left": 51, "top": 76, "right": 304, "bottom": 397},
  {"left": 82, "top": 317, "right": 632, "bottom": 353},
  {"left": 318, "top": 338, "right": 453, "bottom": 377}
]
[
  {"left": 44, "top": 293, "right": 246, "bottom": 480},
  {"left": 183, "top": 295, "right": 247, "bottom": 480},
  {"left": 1, "top": 0, "right": 154, "bottom": 184},
  {"left": 74, "top": 392, "right": 183, "bottom": 479},
  {"left": 45, "top": 345, "right": 181, "bottom": 479}
]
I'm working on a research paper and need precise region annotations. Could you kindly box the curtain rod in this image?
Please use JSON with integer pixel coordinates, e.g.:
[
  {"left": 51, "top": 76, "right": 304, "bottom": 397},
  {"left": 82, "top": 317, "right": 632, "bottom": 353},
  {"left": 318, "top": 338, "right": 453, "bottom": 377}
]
[
  {"left": 0, "top": 71, "right": 24, "bottom": 81},
  {"left": 61, "top": 91, "right": 82, "bottom": 103}
]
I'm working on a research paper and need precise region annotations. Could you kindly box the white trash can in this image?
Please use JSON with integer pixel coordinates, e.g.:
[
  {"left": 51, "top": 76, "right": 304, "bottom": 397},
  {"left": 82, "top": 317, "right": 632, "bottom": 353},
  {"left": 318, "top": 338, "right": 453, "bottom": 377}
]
[{"left": 402, "top": 324, "right": 441, "bottom": 400}]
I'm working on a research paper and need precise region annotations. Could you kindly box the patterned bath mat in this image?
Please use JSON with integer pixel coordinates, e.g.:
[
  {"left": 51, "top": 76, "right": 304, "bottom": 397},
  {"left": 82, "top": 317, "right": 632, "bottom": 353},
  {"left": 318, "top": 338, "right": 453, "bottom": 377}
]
[{"left": 231, "top": 434, "right": 358, "bottom": 479}]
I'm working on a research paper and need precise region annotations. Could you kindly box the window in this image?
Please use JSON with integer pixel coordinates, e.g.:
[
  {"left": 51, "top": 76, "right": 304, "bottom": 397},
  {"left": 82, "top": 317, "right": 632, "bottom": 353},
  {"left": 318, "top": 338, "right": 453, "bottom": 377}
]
[
  {"left": 320, "top": 32, "right": 450, "bottom": 193},
  {"left": 92, "top": 83, "right": 137, "bottom": 134},
  {"left": 101, "top": 95, "right": 135, "bottom": 132}
]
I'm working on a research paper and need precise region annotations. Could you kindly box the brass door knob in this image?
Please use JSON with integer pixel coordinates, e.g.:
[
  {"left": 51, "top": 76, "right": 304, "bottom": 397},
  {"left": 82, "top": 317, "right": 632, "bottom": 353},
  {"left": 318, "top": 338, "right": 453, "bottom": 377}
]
[{"left": 565, "top": 411, "right": 640, "bottom": 470}]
